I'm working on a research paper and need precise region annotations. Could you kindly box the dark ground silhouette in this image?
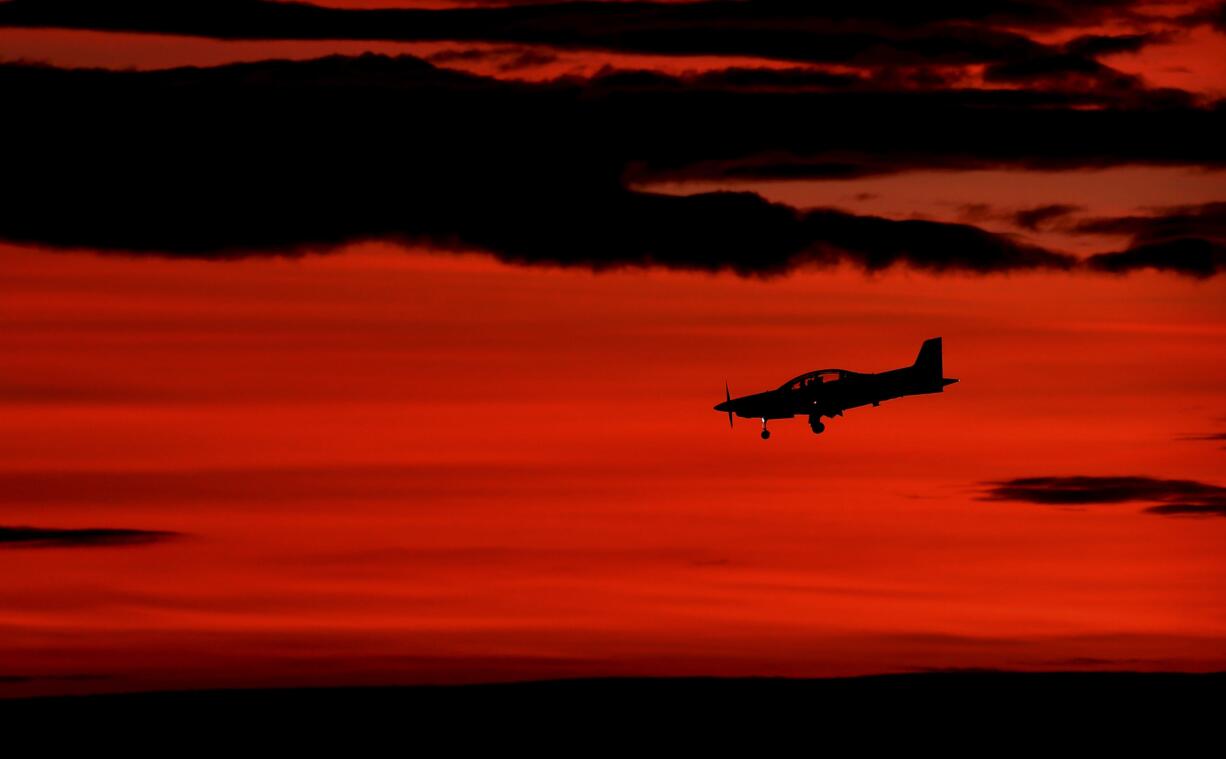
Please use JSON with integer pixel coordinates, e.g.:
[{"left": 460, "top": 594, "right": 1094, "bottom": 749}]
[{"left": 4, "top": 672, "right": 1221, "bottom": 749}]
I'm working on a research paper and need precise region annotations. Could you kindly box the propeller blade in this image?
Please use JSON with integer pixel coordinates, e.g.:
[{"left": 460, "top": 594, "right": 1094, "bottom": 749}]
[{"left": 725, "top": 381, "right": 734, "bottom": 428}]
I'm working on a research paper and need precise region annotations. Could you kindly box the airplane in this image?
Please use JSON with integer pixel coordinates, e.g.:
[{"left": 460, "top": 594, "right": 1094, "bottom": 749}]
[{"left": 715, "top": 337, "right": 958, "bottom": 439}]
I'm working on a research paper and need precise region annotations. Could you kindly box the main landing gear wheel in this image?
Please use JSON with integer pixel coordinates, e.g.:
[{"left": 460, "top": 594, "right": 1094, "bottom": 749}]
[
  {"left": 808, "top": 413, "right": 826, "bottom": 435},
  {"left": 760, "top": 429, "right": 771, "bottom": 440}
]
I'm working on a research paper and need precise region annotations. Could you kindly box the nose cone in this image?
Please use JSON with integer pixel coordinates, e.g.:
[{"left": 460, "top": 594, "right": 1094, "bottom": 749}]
[{"left": 714, "top": 401, "right": 732, "bottom": 412}]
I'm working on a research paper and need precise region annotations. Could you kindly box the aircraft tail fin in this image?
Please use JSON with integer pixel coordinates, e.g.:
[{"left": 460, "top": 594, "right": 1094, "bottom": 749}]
[
  {"left": 913, "top": 337, "right": 957, "bottom": 391},
  {"left": 913, "top": 337, "right": 942, "bottom": 376}
]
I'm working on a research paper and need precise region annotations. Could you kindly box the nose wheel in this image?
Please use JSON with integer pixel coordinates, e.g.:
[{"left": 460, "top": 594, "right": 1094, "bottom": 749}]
[{"left": 760, "top": 418, "right": 771, "bottom": 440}]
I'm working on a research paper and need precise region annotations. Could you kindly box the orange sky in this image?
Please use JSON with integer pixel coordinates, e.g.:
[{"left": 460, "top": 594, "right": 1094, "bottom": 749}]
[{"left": 2, "top": 241, "right": 1223, "bottom": 695}]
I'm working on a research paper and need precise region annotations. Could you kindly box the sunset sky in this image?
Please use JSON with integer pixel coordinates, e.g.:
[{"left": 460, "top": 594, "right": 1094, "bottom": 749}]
[{"left": 1, "top": 0, "right": 1224, "bottom": 697}]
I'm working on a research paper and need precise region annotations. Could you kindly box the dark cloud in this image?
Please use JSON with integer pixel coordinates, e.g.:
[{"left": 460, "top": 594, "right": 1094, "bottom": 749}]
[
  {"left": 1146, "top": 501, "right": 1226, "bottom": 517},
  {"left": 982, "top": 48, "right": 1194, "bottom": 108},
  {"left": 0, "top": 0, "right": 1202, "bottom": 108},
  {"left": 487, "top": 187, "right": 1072, "bottom": 275},
  {"left": 0, "top": 55, "right": 1220, "bottom": 276},
  {"left": 983, "top": 49, "right": 1115, "bottom": 83},
  {"left": 648, "top": 63, "right": 978, "bottom": 94},
  {"left": 980, "top": 476, "right": 1226, "bottom": 517},
  {"left": 1182, "top": 0, "right": 1226, "bottom": 31},
  {"left": 0, "top": 526, "right": 181, "bottom": 548},
  {"left": 1178, "top": 431, "right": 1226, "bottom": 448},
  {"left": 1073, "top": 202, "right": 1226, "bottom": 241},
  {"left": 425, "top": 46, "right": 558, "bottom": 72},
  {"left": 439, "top": 1, "right": 1149, "bottom": 29},
  {"left": 1087, "top": 238, "right": 1226, "bottom": 278},
  {"left": 700, "top": 161, "right": 893, "bottom": 180},
  {"left": 1077, "top": 203, "right": 1226, "bottom": 277},
  {"left": 686, "top": 66, "right": 867, "bottom": 91},
  {"left": 498, "top": 48, "right": 560, "bottom": 71},
  {"left": 982, "top": 476, "right": 1217, "bottom": 504},
  {"left": 1062, "top": 33, "right": 1165, "bottom": 58},
  {"left": 0, "top": 0, "right": 1142, "bottom": 68},
  {"left": 1013, "top": 204, "right": 1081, "bottom": 231}
]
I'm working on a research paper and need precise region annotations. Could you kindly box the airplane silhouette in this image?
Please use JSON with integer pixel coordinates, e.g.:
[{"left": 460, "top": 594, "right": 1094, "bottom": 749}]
[{"left": 715, "top": 337, "right": 958, "bottom": 439}]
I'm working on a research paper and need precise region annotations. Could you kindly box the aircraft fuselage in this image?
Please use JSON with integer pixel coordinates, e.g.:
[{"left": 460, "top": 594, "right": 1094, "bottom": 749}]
[{"left": 714, "top": 337, "right": 957, "bottom": 437}]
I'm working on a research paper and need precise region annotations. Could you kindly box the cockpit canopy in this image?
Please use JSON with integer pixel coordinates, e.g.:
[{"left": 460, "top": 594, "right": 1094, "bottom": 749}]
[{"left": 779, "top": 370, "right": 847, "bottom": 392}]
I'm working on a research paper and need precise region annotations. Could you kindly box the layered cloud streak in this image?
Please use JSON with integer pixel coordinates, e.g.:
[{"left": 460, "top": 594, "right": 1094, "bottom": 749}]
[{"left": 1, "top": 52, "right": 1222, "bottom": 275}]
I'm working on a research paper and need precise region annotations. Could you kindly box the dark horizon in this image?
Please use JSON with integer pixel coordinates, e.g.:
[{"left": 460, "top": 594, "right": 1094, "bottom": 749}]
[{"left": 6, "top": 672, "right": 1223, "bottom": 748}]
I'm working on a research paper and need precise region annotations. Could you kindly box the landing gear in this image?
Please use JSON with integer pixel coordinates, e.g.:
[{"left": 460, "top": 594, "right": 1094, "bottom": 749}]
[
  {"left": 760, "top": 418, "right": 771, "bottom": 440},
  {"left": 809, "top": 415, "right": 826, "bottom": 435}
]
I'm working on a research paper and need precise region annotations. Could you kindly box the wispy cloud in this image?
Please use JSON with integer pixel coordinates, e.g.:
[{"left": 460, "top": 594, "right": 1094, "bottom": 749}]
[
  {"left": 0, "top": 526, "right": 181, "bottom": 548},
  {"left": 980, "top": 476, "right": 1226, "bottom": 518}
]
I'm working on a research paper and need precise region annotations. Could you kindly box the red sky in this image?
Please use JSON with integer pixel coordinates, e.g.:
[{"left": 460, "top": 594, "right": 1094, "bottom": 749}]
[
  {"left": 2, "top": 240, "right": 1223, "bottom": 695},
  {"left": 1, "top": 1, "right": 1224, "bottom": 696}
]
